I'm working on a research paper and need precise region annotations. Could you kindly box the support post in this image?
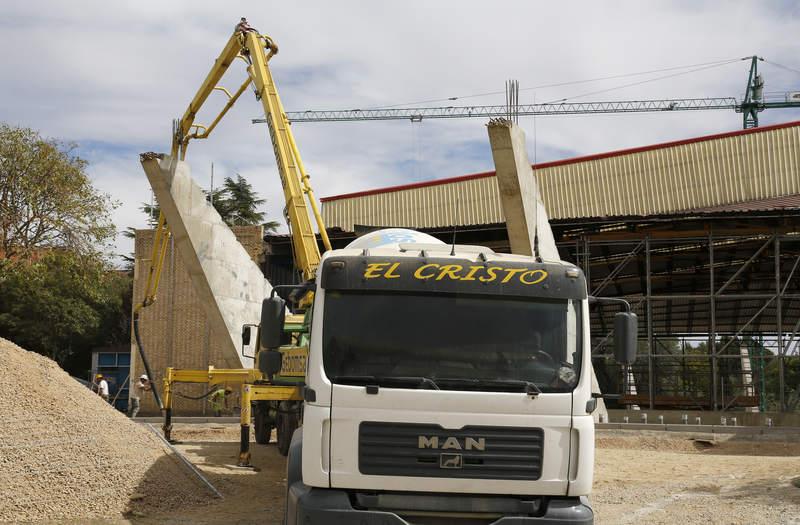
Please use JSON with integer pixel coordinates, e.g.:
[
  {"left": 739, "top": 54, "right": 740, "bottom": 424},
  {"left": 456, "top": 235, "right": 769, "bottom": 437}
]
[
  {"left": 162, "top": 369, "right": 173, "bottom": 442},
  {"left": 646, "top": 237, "right": 654, "bottom": 410},
  {"left": 709, "top": 233, "right": 717, "bottom": 410},
  {"left": 238, "top": 384, "right": 252, "bottom": 467},
  {"left": 776, "top": 237, "right": 785, "bottom": 411}
]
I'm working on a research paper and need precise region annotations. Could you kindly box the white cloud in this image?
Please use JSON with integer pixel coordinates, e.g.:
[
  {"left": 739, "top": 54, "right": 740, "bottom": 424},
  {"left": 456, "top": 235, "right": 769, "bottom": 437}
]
[{"left": 2, "top": 1, "right": 799, "bottom": 262}]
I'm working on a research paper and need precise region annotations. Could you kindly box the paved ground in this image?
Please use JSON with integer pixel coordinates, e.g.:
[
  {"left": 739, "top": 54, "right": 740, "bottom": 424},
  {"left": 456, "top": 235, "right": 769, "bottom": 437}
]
[{"left": 126, "top": 424, "right": 800, "bottom": 525}]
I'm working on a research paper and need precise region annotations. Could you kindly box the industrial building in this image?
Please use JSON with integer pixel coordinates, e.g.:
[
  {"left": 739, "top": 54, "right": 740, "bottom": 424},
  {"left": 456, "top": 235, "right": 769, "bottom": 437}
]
[{"left": 263, "top": 120, "right": 800, "bottom": 413}]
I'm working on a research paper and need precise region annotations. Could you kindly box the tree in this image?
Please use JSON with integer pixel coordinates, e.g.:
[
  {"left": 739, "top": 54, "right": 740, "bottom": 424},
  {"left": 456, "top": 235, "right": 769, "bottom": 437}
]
[
  {"left": 764, "top": 356, "right": 800, "bottom": 412},
  {"left": 215, "top": 174, "right": 266, "bottom": 226},
  {"left": 0, "top": 123, "right": 127, "bottom": 373},
  {"left": 0, "top": 252, "right": 131, "bottom": 371},
  {"left": 0, "top": 124, "right": 116, "bottom": 258},
  {"left": 134, "top": 173, "right": 280, "bottom": 232}
]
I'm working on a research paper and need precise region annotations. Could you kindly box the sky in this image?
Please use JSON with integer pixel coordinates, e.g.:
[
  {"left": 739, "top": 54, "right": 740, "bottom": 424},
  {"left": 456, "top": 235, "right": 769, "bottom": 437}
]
[{"left": 2, "top": 1, "right": 800, "bottom": 262}]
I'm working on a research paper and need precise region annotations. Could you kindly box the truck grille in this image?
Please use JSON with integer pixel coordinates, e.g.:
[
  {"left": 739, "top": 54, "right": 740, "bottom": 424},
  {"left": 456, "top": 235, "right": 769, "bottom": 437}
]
[{"left": 358, "top": 422, "right": 543, "bottom": 480}]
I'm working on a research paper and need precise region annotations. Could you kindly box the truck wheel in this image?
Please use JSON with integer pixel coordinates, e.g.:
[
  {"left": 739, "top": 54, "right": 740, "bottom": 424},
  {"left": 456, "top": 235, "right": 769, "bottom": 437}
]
[
  {"left": 284, "top": 429, "right": 302, "bottom": 525},
  {"left": 277, "top": 404, "right": 299, "bottom": 456},
  {"left": 254, "top": 402, "right": 273, "bottom": 445}
]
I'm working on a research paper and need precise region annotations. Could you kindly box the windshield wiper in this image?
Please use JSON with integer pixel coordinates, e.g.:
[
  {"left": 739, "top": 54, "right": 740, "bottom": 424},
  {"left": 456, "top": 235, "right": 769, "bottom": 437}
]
[
  {"left": 489, "top": 379, "right": 543, "bottom": 396},
  {"left": 437, "top": 377, "right": 542, "bottom": 396},
  {"left": 380, "top": 376, "right": 440, "bottom": 390},
  {"left": 332, "top": 375, "right": 440, "bottom": 390},
  {"left": 332, "top": 375, "right": 378, "bottom": 385}
]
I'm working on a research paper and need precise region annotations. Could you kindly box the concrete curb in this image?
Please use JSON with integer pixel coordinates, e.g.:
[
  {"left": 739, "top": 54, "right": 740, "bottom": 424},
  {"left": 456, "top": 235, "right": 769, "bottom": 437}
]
[{"left": 596, "top": 423, "right": 800, "bottom": 435}]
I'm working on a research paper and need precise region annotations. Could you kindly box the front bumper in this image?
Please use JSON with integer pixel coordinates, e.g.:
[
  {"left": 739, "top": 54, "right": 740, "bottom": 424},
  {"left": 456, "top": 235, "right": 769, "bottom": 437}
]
[{"left": 286, "top": 483, "right": 593, "bottom": 525}]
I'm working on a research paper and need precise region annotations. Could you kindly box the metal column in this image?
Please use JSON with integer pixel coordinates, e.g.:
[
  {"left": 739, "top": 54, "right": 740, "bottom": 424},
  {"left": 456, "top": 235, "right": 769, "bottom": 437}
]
[
  {"left": 709, "top": 232, "right": 717, "bottom": 410},
  {"left": 646, "top": 237, "right": 655, "bottom": 409},
  {"left": 776, "top": 237, "right": 785, "bottom": 411}
]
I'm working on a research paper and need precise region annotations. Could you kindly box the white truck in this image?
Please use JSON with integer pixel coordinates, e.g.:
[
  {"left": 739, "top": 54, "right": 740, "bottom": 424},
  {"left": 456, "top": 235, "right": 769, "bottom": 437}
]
[{"left": 257, "top": 228, "right": 637, "bottom": 525}]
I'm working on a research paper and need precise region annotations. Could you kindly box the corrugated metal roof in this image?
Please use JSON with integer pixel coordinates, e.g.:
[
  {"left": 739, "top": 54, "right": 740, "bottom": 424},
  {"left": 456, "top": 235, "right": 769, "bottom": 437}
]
[
  {"left": 690, "top": 193, "right": 800, "bottom": 213},
  {"left": 321, "top": 120, "right": 800, "bottom": 232}
]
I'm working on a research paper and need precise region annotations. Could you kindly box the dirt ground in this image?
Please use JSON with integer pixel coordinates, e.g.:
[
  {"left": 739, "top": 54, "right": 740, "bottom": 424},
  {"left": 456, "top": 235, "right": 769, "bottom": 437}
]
[{"left": 123, "top": 425, "right": 800, "bottom": 525}]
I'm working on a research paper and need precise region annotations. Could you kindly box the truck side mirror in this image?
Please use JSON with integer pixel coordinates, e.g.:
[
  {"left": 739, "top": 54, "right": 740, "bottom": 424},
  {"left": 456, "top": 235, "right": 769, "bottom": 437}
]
[
  {"left": 241, "top": 325, "right": 252, "bottom": 346},
  {"left": 614, "top": 312, "right": 638, "bottom": 365},
  {"left": 260, "top": 296, "right": 286, "bottom": 350}
]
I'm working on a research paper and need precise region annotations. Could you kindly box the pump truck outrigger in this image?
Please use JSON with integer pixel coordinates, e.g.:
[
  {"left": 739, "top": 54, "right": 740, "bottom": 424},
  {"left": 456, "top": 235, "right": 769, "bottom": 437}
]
[{"left": 136, "top": 18, "right": 638, "bottom": 524}]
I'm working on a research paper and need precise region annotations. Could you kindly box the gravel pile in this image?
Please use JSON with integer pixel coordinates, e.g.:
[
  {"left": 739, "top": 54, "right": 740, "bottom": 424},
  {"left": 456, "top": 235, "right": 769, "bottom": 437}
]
[
  {"left": 0, "top": 337, "right": 208, "bottom": 523},
  {"left": 596, "top": 432, "right": 702, "bottom": 452}
]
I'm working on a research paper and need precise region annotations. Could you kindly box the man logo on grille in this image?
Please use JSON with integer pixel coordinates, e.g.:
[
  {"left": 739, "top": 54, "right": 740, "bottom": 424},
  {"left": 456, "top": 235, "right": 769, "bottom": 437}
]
[
  {"left": 440, "top": 453, "right": 463, "bottom": 469},
  {"left": 418, "top": 436, "right": 486, "bottom": 451}
]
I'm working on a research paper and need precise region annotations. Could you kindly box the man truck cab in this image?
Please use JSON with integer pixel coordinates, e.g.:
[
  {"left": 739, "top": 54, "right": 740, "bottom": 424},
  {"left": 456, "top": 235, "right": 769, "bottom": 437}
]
[{"left": 262, "top": 229, "right": 637, "bottom": 525}]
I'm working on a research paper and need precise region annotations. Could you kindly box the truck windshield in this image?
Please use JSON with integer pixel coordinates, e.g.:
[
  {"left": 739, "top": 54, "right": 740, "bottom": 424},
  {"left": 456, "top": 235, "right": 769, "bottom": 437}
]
[{"left": 322, "top": 291, "right": 582, "bottom": 393}]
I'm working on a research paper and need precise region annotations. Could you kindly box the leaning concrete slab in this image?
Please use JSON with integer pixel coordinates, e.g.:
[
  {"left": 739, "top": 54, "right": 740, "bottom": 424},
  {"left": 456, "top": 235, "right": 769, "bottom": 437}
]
[
  {"left": 140, "top": 154, "right": 270, "bottom": 369},
  {"left": 487, "top": 120, "right": 607, "bottom": 422},
  {"left": 487, "top": 120, "right": 558, "bottom": 262}
]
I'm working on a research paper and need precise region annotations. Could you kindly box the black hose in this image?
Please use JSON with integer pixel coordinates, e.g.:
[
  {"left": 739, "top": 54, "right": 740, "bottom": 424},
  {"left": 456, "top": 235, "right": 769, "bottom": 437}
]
[
  {"left": 175, "top": 384, "right": 223, "bottom": 400},
  {"left": 133, "top": 311, "right": 164, "bottom": 410}
]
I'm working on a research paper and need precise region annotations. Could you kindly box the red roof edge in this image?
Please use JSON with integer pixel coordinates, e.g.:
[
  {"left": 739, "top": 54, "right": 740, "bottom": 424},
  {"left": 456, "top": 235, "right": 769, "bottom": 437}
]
[{"left": 320, "top": 119, "right": 800, "bottom": 203}]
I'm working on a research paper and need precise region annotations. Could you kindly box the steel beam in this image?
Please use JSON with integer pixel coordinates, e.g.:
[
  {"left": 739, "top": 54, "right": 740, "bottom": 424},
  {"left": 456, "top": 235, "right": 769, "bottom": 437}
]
[
  {"left": 646, "top": 237, "right": 655, "bottom": 410},
  {"left": 715, "top": 236, "right": 773, "bottom": 294},
  {"left": 776, "top": 237, "right": 785, "bottom": 411},
  {"left": 709, "top": 233, "right": 718, "bottom": 410},
  {"left": 592, "top": 240, "right": 644, "bottom": 296}
]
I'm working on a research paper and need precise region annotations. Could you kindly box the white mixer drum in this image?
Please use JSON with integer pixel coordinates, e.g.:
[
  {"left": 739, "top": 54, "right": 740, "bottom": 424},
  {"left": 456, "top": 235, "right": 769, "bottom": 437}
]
[{"left": 345, "top": 228, "right": 443, "bottom": 250}]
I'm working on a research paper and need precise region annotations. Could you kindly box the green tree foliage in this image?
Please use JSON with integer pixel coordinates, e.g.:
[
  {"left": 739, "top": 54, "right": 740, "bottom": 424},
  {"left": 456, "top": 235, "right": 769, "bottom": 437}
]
[
  {"left": 214, "top": 174, "right": 268, "bottom": 227},
  {"left": 0, "top": 252, "right": 132, "bottom": 373},
  {"left": 133, "top": 173, "right": 280, "bottom": 232},
  {"left": 0, "top": 124, "right": 116, "bottom": 258},
  {"left": 0, "top": 123, "right": 127, "bottom": 374},
  {"left": 764, "top": 356, "right": 800, "bottom": 412}
]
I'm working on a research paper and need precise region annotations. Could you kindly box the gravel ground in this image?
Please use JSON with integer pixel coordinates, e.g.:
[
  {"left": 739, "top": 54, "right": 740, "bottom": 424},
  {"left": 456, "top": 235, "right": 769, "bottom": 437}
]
[
  {"left": 124, "top": 424, "right": 800, "bottom": 525},
  {"left": 594, "top": 430, "right": 800, "bottom": 524},
  {"left": 0, "top": 337, "right": 209, "bottom": 523},
  {"left": 2, "top": 336, "right": 798, "bottom": 524}
]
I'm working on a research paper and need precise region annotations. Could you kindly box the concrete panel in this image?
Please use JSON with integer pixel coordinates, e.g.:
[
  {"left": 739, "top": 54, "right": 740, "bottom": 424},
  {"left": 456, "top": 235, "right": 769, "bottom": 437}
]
[
  {"left": 141, "top": 155, "right": 270, "bottom": 369},
  {"left": 487, "top": 120, "right": 558, "bottom": 261}
]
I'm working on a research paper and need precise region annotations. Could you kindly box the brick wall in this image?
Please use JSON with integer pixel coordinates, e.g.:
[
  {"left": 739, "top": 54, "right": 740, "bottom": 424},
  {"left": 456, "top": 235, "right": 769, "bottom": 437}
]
[{"left": 130, "top": 226, "right": 264, "bottom": 415}]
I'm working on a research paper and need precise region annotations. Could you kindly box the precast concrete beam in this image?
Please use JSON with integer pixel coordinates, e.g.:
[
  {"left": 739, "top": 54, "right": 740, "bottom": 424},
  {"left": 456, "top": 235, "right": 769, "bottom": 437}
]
[
  {"left": 487, "top": 120, "right": 558, "bottom": 262},
  {"left": 141, "top": 154, "right": 270, "bottom": 369},
  {"left": 487, "top": 121, "right": 607, "bottom": 422}
]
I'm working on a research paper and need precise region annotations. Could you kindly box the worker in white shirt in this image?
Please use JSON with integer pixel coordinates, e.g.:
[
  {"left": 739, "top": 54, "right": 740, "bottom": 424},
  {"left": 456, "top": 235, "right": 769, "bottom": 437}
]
[
  {"left": 95, "top": 374, "right": 109, "bottom": 402},
  {"left": 128, "top": 374, "right": 151, "bottom": 418}
]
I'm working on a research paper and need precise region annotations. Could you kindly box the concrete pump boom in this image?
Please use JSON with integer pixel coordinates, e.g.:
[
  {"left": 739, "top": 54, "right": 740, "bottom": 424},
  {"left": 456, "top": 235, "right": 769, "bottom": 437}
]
[
  {"left": 133, "top": 20, "right": 330, "bottom": 425},
  {"left": 152, "top": 20, "right": 330, "bottom": 291}
]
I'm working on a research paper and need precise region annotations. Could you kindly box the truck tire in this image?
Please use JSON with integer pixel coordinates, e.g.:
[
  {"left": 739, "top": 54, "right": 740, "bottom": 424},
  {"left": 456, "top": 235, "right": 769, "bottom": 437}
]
[
  {"left": 254, "top": 402, "right": 273, "bottom": 445},
  {"left": 284, "top": 428, "right": 303, "bottom": 525},
  {"left": 277, "top": 402, "right": 300, "bottom": 456}
]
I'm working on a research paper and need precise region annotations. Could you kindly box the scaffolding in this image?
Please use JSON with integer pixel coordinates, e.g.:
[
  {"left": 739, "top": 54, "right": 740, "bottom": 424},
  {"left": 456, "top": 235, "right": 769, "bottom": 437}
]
[
  {"left": 263, "top": 205, "right": 800, "bottom": 413},
  {"left": 558, "top": 214, "right": 800, "bottom": 412}
]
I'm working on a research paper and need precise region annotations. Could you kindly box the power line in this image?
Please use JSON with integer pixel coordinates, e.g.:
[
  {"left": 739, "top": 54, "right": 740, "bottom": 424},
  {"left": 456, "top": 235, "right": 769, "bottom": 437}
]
[
  {"left": 542, "top": 59, "right": 742, "bottom": 104},
  {"left": 371, "top": 57, "right": 743, "bottom": 109},
  {"left": 763, "top": 60, "right": 800, "bottom": 77}
]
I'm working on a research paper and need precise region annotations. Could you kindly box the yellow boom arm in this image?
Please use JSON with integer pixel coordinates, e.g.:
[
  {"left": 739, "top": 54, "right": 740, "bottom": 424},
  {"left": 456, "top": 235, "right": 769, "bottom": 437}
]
[{"left": 154, "top": 23, "right": 330, "bottom": 291}]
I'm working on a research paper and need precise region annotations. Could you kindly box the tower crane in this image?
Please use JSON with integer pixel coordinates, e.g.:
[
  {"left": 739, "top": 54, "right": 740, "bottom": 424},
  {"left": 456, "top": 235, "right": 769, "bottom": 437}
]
[{"left": 253, "top": 57, "right": 800, "bottom": 128}]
